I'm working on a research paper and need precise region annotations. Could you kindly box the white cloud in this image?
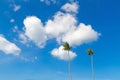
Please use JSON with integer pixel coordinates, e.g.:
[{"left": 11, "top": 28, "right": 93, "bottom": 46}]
[
  {"left": 61, "top": 2, "right": 78, "bottom": 13},
  {"left": 62, "top": 23, "right": 100, "bottom": 46},
  {"left": 12, "top": 26, "right": 29, "bottom": 45},
  {"left": 51, "top": 0, "right": 56, "bottom": 4},
  {"left": 19, "top": 33, "right": 28, "bottom": 44},
  {"left": 45, "top": 11, "right": 77, "bottom": 41},
  {"left": 23, "top": 16, "right": 47, "bottom": 48},
  {"left": 0, "top": 35, "right": 21, "bottom": 55},
  {"left": 40, "top": 0, "right": 56, "bottom": 5},
  {"left": 51, "top": 46, "right": 77, "bottom": 61},
  {"left": 13, "top": 4, "right": 21, "bottom": 12},
  {"left": 13, "top": 26, "right": 18, "bottom": 33},
  {"left": 10, "top": 19, "right": 15, "bottom": 23},
  {"left": 20, "top": 56, "right": 38, "bottom": 62},
  {"left": 20, "top": 56, "right": 30, "bottom": 62}
]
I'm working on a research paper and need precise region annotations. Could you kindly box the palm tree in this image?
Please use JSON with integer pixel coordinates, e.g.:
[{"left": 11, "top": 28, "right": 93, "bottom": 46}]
[
  {"left": 87, "top": 49, "right": 94, "bottom": 80},
  {"left": 63, "top": 42, "right": 72, "bottom": 80}
]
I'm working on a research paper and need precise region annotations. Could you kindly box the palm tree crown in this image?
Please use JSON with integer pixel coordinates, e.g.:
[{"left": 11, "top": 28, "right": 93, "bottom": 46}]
[
  {"left": 87, "top": 49, "right": 93, "bottom": 56},
  {"left": 63, "top": 42, "right": 71, "bottom": 51}
]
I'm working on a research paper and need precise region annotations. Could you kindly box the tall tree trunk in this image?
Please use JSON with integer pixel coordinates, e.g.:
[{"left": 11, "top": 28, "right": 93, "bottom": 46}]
[
  {"left": 67, "top": 50, "right": 72, "bottom": 80},
  {"left": 91, "top": 55, "right": 94, "bottom": 80}
]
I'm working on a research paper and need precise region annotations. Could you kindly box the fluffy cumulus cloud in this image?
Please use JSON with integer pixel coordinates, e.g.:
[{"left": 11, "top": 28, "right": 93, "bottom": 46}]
[
  {"left": 45, "top": 11, "right": 77, "bottom": 41},
  {"left": 23, "top": 16, "right": 47, "bottom": 48},
  {"left": 61, "top": 2, "right": 78, "bottom": 13},
  {"left": 0, "top": 35, "right": 21, "bottom": 55},
  {"left": 51, "top": 46, "right": 76, "bottom": 61},
  {"left": 62, "top": 23, "right": 100, "bottom": 46},
  {"left": 45, "top": 3, "right": 100, "bottom": 46},
  {"left": 22, "top": 2, "right": 100, "bottom": 60}
]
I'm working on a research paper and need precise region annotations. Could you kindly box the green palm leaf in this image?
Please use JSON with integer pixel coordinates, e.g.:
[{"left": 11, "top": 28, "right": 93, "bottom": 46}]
[
  {"left": 63, "top": 42, "right": 71, "bottom": 50},
  {"left": 87, "top": 49, "right": 93, "bottom": 56}
]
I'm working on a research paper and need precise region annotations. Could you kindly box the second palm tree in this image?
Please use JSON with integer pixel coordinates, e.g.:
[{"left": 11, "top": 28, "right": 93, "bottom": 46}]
[
  {"left": 63, "top": 42, "right": 72, "bottom": 80},
  {"left": 87, "top": 49, "right": 95, "bottom": 80}
]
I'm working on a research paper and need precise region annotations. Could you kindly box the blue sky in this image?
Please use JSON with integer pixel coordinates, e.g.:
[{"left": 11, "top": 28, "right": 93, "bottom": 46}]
[{"left": 0, "top": 0, "right": 120, "bottom": 80}]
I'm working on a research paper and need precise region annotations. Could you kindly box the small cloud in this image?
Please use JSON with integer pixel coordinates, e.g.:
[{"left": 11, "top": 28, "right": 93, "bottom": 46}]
[
  {"left": 40, "top": 0, "right": 57, "bottom": 5},
  {"left": 19, "top": 33, "right": 28, "bottom": 44},
  {"left": 10, "top": 19, "right": 15, "bottom": 23},
  {"left": 9, "top": 0, "right": 21, "bottom": 12},
  {"left": 13, "top": 4, "right": 21, "bottom": 12},
  {"left": 20, "top": 56, "right": 30, "bottom": 62},
  {"left": 12, "top": 26, "right": 29, "bottom": 45},
  {"left": 0, "top": 35, "right": 21, "bottom": 56},
  {"left": 31, "top": 56, "right": 38, "bottom": 62},
  {"left": 40, "top": 0, "right": 50, "bottom": 5},
  {"left": 61, "top": 2, "right": 79, "bottom": 13},
  {"left": 13, "top": 26, "right": 18, "bottom": 33},
  {"left": 51, "top": 0, "right": 57, "bottom": 4},
  {"left": 51, "top": 46, "right": 77, "bottom": 61},
  {"left": 20, "top": 56, "right": 38, "bottom": 62}
]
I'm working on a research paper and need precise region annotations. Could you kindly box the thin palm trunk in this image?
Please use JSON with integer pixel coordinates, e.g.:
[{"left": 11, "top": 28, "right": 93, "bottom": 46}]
[
  {"left": 91, "top": 55, "right": 94, "bottom": 80},
  {"left": 67, "top": 50, "right": 72, "bottom": 80}
]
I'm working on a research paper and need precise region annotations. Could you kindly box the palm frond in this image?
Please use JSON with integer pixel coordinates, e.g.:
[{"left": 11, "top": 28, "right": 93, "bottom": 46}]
[
  {"left": 87, "top": 49, "right": 93, "bottom": 56},
  {"left": 63, "top": 42, "right": 71, "bottom": 50}
]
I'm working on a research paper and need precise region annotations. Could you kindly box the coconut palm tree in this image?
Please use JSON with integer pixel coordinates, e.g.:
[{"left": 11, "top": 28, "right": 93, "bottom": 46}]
[
  {"left": 63, "top": 42, "right": 72, "bottom": 80},
  {"left": 87, "top": 49, "right": 94, "bottom": 80}
]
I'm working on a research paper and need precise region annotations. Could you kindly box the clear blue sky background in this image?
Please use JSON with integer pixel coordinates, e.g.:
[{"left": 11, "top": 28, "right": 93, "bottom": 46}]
[{"left": 0, "top": 0, "right": 120, "bottom": 80}]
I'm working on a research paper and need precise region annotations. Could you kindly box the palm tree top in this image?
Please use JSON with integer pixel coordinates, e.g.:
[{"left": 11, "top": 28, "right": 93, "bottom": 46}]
[
  {"left": 87, "top": 49, "right": 94, "bottom": 56},
  {"left": 63, "top": 42, "right": 71, "bottom": 50}
]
